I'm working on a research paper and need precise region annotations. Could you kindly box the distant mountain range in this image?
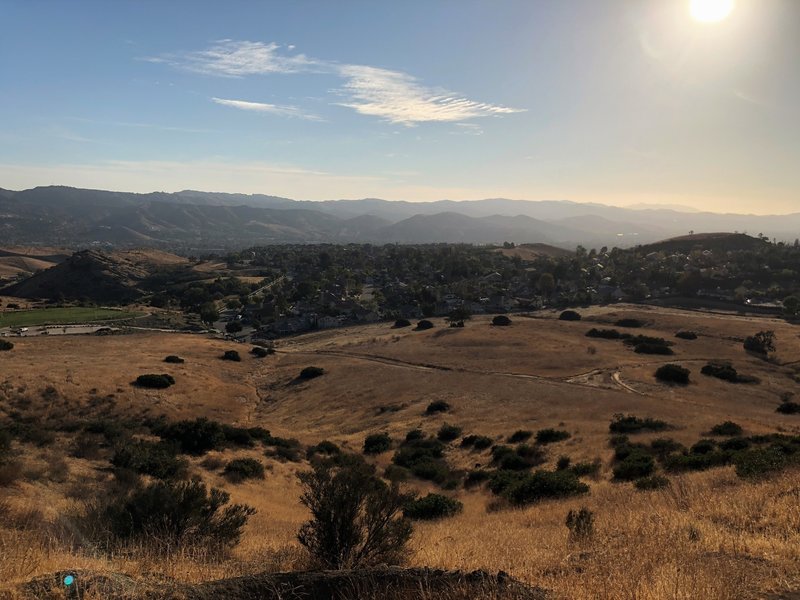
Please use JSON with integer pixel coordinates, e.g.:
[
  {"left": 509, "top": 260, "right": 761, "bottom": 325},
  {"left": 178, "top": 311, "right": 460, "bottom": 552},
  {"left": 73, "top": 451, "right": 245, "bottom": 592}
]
[{"left": 1, "top": 185, "right": 798, "bottom": 250}]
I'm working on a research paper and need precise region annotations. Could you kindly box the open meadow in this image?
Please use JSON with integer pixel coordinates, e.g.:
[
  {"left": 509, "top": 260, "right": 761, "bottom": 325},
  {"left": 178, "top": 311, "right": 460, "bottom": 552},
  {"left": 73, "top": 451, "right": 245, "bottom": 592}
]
[{"left": 1, "top": 305, "right": 799, "bottom": 599}]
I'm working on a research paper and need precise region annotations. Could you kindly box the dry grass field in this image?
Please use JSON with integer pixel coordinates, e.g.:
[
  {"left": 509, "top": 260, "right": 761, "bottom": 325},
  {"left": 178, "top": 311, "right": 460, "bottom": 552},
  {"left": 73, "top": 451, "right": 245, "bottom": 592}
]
[{"left": 1, "top": 305, "right": 799, "bottom": 599}]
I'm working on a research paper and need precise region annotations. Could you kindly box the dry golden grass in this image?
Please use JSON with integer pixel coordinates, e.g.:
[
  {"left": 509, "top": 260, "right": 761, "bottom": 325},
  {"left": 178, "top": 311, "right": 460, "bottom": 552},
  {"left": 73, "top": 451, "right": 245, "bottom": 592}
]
[{"left": 1, "top": 305, "right": 799, "bottom": 598}]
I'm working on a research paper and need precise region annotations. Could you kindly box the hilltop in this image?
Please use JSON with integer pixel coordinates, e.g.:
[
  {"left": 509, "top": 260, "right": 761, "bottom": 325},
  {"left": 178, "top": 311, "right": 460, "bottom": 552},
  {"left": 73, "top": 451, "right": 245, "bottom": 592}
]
[{"left": 639, "top": 232, "right": 770, "bottom": 254}]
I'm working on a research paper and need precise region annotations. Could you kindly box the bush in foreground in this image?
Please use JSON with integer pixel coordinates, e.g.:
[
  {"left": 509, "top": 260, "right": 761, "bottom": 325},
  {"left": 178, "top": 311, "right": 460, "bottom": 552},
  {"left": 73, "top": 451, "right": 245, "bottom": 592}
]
[
  {"left": 404, "top": 493, "right": 463, "bottom": 520},
  {"left": 102, "top": 479, "right": 255, "bottom": 551},
  {"left": 134, "top": 374, "right": 175, "bottom": 389},
  {"left": 655, "top": 364, "right": 690, "bottom": 384},
  {"left": 393, "top": 318, "right": 411, "bottom": 328},
  {"left": 221, "top": 350, "right": 241, "bottom": 362},
  {"left": 491, "top": 315, "right": 512, "bottom": 326},
  {"left": 0, "top": 340, "right": 13, "bottom": 351},
  {"left": 298, "top": 457, "right": 413, "bottom": 569},
  {"left": 415, "top": 320, "right": 434, "bottom": 331},
  {"left": 111, "top": 440, "right": 187, "bottom": 480}
]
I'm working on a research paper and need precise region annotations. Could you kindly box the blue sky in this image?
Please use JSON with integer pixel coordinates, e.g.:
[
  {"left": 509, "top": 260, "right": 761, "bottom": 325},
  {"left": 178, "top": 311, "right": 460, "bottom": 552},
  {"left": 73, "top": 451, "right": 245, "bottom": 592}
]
[{"left": 1, "top": 0, "right": 798, "bottom": 213}]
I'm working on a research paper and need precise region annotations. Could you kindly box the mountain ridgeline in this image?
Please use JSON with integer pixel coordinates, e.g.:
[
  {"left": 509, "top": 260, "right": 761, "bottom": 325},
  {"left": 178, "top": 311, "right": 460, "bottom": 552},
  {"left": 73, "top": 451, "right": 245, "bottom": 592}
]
[{"left": 2, "top": 185, "right": 799, "bottom": 251}]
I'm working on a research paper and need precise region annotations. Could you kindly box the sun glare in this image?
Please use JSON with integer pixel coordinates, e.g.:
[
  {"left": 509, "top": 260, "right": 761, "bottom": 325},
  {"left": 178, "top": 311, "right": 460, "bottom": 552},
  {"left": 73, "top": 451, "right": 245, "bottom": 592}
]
[{"left": 690, "top": 0, "right": 735, "bottom": 23}]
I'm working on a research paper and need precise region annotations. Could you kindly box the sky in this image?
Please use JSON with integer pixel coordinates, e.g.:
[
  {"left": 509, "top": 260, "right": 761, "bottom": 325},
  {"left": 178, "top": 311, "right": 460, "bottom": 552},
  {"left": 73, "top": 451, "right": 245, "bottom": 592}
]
[{"left": 1, "top": 0, "right": 798, "bottom": 214}]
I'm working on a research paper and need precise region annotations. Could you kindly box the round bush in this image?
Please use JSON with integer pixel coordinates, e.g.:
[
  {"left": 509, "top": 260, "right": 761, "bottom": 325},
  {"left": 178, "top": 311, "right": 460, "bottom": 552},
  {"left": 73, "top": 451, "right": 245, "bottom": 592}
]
[
  {"left": 655, "top": 364, "right": 690, "bottom": 384},
  {"left": 616, "top": 318, "right": 645, "bottom": 328},
  {"left": 437, "top": 424, "right": 462, "bottom": 442},
  {"left": 404, "top": 493, "right": 463, "bottom": 520},
  {"left": 393, "top": 318, "right": 411, "bottom": 328},
  {"left": 224, "top": 458, "right": 266, "bottom": 482},
  {"left": 508, "top": 430, "right": 533, "bottom": 444},
  {"left": 708, "top": 421, "right": 743, "bottom": 436},
  {"left": 135, "top": 374, "right": 176, "bottom": 389},
  {"left": 535, "top": 428, "right": 571, "bottom": 445},
  {"left": 425, "top": 400, "right": 450, "bottom": 415},
  {"left": 299, "top": 366, "right": 325, "bottom": 380},
  {"left": 559, "top": 310, "right": 582, "bottom": 321},
  {"left": 363, "top": 433, "right": 392, "bottom": 455},
  {"left": 251, "top": 346, "right": 269, "bottom": 358},
  {"left": 163, "top": 355, "right": 185, "bottom": 364},
  {"left": 222, "top": 350, "right": 242, "bottom": 362},
  {"left": 405, "top": 429, "right": 425, "bottom": 442},
  {"left": 415, "top": 320, "right": 434, "bottom": 331},
  {"left": 675, "top": 331, "right": 698, "bottom": 340},
  {"left": 776, "top": 402, "right": 800, "bottom": 415},
  {"left": 492, "top": 315, "right": 512, "bottom": 327},
  {"left": 0, "top": 340, "right": 14, "bottom": 351}
]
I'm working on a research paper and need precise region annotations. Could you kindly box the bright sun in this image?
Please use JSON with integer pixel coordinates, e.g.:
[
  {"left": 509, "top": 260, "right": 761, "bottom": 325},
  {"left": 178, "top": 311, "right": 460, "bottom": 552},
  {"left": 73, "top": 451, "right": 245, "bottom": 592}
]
[{"left": 690, "top": 0, "right": 735, "bottom": 23}]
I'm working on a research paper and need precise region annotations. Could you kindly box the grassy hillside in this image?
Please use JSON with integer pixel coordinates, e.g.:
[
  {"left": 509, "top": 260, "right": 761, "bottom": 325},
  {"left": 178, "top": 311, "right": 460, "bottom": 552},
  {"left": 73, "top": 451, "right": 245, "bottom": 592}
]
[
  {"left": 1, "top": 306, "right": 799, "bottom": 598},
  {"left": 0, "top": 307, "right": 142, "bottom": 328}
]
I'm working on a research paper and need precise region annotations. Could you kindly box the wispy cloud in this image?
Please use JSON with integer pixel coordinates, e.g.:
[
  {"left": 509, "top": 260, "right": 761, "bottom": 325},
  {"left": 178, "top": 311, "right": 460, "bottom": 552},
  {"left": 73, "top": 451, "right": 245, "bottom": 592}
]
[
  {"left": 335, "top": 65, "right": 525, "bottom": 126},
  {"left": 148, "top": 40, "right": 316, "bottom": 77},
  {"left": 149, "top": 40, "right": 525, "bottom": 126},
  {"left": 211, "top": 97, "right": 322, "bottom": 121}
]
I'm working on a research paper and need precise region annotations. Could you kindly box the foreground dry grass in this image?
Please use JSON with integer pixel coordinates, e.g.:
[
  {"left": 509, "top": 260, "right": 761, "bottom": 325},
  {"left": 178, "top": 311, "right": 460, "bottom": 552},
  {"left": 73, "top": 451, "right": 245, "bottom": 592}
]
[{"left": 2, "top": 305, "right": 799, "bottom": 598}]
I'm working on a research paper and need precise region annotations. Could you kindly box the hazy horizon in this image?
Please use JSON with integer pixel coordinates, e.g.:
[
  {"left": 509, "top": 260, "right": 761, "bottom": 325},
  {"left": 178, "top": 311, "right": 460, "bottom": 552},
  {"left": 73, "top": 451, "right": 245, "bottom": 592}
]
[{"left": 2, "top": 0, "right": 798, "bottom": 214}]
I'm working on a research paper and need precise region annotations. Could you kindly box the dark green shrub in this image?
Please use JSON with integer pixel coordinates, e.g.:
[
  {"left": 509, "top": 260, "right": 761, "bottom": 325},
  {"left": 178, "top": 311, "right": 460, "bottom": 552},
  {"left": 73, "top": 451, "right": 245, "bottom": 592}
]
[
  {"left": 393, "top": 319, "right": 411, "bottom": 328},
  {"left": 570, "top": 460, "right": 601, "bottom": 477},
  {"left": 383, "top": 464, "right": 409, "bottom": 482},
  {"left": 437, "top": 424, "right": 462, "bottom": 442},
  {"left": 709, "top": 421, "right": 743, "bottom": 436},
  {"left": 616, "top": 318, "right": 645, "bottom": 328},
  {"left": 154, "top": 418, "right": 225, "bottom": 455},
  {"left": 635, "top": 475, "right": 670, "bottom": 490},
  {"left": 425, "top": 400, "right": 450, "bottom": 415},
  {"left": 508, "top": 430, "right": 532, "bottom": 444},
  {"left": 0, "top": 340, "right": 13, "bottom": 351},
  {"left": 163, "top": 355, "right": 185, "bottom": 364},
  {"left": 415, "top": 320, "right": 434, "bottom": 331},
  {"left": 487, "top": 470, "right": 526, "bottom": 495},
  {"left": 134, "top": 374, "right": 175, "bottom": 389},
  {"left": 405, "top": 429, "right": 425, "bottom": 442},
  {"left": 225, "top": 321, "right": 243, "bottom": 334},
  {"left": 298, "top": 366, "right": 325, "bottom": 380},
  {"left": 690, "top": 439, "right": 716, "bottom": 455},
  {"left": 613, "top": 449, "right": 655, "bottom": 481},
  {"left": 535, "top": 428, "right": 570, "bottom": 444},
  {"left": 224, "top": 458, "right": 265, "bottom": 482},
  {"left": 559, "top": 310, "right": 581, "bottom": 321},
  {"left": 251, "top": 346, "right": 269, "bottom": 358},
  {"left": 222, "top": 350, "right": 241, "bottom": 362},
  {"left": 492, "top": 315, "right": 512, "bottom": 326},
  {"left": 635, "top": 343, "right": 674, "bottom": 355},
  {"left": 655, "top": 364, "right": 690, "bottom": 384},
  {"left": 565, "top": 507, "right": 594, "bottom": 541},
  {"left": 720, "top": 437, "right": 750, "bottom": 451},
  {"left": 111, "top": 440, "right": 187, "bottom": 480},
  {"left": 586, "top": 328, "right": 623, "bottom": 339},
  {"left": 310, "top": 440, "right": 341, "bottom": 456},
  {"left": 623, "top": 335, "right": 672, "bottom": 348},
  {"left": 777, "top": 402, "right": 800, "bottom": 415},
  {"left": 392, "top": 438, "right": 450, "bottom": 484},
  {"left": 610, "top": 414, "right": 671, "bottom": 434},
  {"left": 664, "top": 451, "right": 731, "bottom": 472},
  {"left": 103, "top": 479, "right": 255, "bottom": 550},
  {"left": 650, "top": 438, "right": 685, "bottom": 460},
  {"left": 675, "top": 331, "right": 698, "bottom": 340},
  {"left": 297, "top": 457, "right": 413, "bottom": 569},
  {"left": 701, "top": 363, "right": 758, "bottom": 384},
  {"left": 404, "top": 493, "right": 463, "bottom": 520},
  {"left": 460, "top": 434, "right": 493, "bottom": 450},
  {"left": 743, "top": 331, "right": 776, "bottom": 355},
  {"left": 556, "top": 456, "right": 571, "bottom": 470},
  {"left": 502, "top": 470, "right": 589, "bottom": 505},
  {"left": 733, "top": 447, "right": 789, "bottom": 479},
  {"left": 363, "top": 433, "right": 392, "bottom": 455},
  {"left": 464, "top": 469, "right": 491, "bottom": 488}
]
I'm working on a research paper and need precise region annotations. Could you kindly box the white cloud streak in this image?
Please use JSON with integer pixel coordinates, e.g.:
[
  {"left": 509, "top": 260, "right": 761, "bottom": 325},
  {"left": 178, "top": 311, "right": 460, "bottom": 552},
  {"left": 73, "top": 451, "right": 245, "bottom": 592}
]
[
  {"left": 335, "top": 65, "right": 525, "bottom": 126},
  {"left": 211, "top": 97, "right": 322, "bottom": 121},
  {"left": 150, "top": 40, "right": 316, "bottom": 77}
]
